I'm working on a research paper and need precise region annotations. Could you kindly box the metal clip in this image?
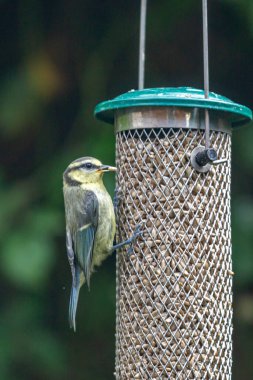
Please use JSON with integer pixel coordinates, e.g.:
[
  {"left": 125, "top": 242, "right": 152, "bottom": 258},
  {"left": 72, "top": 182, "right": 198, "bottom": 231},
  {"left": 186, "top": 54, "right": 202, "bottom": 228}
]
[{"left": 191, "top": 145, "right": 226, "bottom": 173}]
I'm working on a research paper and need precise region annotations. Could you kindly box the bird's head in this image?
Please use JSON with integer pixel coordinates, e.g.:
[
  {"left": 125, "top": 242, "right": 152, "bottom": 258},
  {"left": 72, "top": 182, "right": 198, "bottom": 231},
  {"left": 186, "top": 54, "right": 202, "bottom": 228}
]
[{"left": 63, "top": 157, "right": 117, "bottom": 186}]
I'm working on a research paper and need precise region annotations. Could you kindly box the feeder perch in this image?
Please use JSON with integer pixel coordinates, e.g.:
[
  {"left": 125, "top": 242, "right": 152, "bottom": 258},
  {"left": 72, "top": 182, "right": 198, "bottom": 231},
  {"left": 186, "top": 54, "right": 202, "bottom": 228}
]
[{"left": 95, "top": 87, "right": 252, "bottom": 380}]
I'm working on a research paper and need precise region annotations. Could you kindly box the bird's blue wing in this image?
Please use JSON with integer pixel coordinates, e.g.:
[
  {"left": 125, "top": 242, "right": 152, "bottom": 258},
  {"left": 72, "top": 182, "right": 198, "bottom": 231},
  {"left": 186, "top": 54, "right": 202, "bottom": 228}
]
[
  {"left": 73, "top": 191, "right": 99, "bottom": 288},
  {"left": 74, "top": 223, "right": 96, "bottom": 288},
  {"left": 67, "top": 191, "right": 98, "bottom": 330}
]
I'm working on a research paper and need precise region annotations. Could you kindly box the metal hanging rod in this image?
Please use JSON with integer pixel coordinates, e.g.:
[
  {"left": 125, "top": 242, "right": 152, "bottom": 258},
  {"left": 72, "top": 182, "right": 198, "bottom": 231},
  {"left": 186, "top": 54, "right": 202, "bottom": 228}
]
[
  {"left": 202, "top": 0, "right": 210, "bottom": 149},
  {"left": 191, "top": 1, "right": 226, "bottom": 172},
  {"left": 138, "top": 0, "right": 212, "bottom": 152},
  {"left": 138, "top": 0, "right": 147, "bottom": 90},
  {"left": 202, "top": 0, "right": 210, "bottom": 97}
]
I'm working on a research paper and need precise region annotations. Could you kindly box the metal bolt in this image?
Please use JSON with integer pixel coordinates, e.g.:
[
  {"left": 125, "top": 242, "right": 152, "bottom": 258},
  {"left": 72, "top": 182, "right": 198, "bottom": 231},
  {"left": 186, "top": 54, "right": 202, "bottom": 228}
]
[{"left": 195, "top": 148, "right": 218, "bottom": 166}]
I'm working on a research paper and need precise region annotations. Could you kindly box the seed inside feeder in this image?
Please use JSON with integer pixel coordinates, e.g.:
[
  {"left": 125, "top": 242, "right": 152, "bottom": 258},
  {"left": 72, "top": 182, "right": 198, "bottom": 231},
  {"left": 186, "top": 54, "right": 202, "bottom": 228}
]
[{"left": 115, "top": 127, "right": 232, "bottom": 380}]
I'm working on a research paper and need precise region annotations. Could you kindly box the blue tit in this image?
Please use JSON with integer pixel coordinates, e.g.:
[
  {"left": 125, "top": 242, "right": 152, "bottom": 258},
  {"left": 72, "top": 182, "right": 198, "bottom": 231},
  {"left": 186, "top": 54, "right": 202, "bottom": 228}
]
[{"left": 63, "top": 157, "right": 140, "bottom": 331}]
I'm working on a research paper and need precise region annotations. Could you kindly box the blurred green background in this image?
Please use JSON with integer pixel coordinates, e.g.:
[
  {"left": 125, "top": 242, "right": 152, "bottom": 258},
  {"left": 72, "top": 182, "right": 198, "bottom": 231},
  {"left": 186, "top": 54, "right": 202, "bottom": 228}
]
[{"left": 0, "top": 1, "right": 252, "bottom": 379}]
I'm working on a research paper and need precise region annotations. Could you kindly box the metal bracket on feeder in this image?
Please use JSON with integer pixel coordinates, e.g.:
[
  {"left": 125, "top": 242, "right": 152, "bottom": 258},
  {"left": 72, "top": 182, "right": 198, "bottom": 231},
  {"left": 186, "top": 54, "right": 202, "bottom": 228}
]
[
  {"left": 191, "top": 146, "right": 216, "bottom": 173},
  {"left": 191, "top": 145, "right": 228, "bottom": 173}
]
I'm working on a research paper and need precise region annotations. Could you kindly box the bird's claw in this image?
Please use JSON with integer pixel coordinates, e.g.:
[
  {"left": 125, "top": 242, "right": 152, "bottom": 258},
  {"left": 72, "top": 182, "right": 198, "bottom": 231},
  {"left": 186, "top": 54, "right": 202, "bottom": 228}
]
[
  {"left": 132, "top": 223, "right": 143, "bottom": 239},
  {"left": 127, "top": 246, "right": 134, "bottom": 256},
  {"left": 126, "top": 223, "right": 143, "bottom": 256}
]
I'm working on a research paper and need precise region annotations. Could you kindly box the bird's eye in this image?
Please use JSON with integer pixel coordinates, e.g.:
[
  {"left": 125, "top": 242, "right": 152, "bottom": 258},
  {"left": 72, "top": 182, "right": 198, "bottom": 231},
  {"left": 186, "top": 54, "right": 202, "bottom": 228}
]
[{"left": 84, "top": 162, "right": 93, "bottom": 169}]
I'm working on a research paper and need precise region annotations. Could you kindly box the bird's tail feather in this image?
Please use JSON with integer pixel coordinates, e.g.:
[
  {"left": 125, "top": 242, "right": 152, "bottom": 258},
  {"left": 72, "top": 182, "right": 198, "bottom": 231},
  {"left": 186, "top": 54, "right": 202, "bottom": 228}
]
[{"left": 69, "top": 284, "right": 80, "bottom": 332}]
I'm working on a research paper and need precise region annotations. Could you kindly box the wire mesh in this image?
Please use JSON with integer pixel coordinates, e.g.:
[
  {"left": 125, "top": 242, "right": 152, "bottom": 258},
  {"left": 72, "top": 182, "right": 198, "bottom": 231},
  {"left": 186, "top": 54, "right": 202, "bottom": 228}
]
[{"left": 115, "top": 127, "right": 232, "bottom": 380}]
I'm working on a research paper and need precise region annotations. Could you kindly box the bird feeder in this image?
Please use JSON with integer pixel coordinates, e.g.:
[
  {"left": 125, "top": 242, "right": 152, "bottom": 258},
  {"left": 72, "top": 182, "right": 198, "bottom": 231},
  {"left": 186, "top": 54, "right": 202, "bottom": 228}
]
[{"left": 94, "top": 87, "right": 252, "bottom": 379}]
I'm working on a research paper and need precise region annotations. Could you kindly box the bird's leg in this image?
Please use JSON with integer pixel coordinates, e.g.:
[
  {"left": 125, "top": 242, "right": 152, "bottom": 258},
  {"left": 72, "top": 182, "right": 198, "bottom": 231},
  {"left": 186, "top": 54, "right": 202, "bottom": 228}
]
[{"left": 110, "top": 224, "right": 143, "bottom": 255}]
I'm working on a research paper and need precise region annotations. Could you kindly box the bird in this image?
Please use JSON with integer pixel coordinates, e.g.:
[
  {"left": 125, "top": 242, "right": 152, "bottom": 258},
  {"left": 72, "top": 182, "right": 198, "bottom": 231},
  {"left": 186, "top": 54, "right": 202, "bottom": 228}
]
[{"left": 63, "top": 156, "right": 141, "bottom": 331}]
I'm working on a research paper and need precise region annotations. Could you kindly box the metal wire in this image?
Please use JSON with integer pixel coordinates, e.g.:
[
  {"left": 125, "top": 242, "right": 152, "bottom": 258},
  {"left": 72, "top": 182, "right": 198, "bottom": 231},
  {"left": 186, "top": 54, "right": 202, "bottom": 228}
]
[
  {"left": 138, "top": 0, "right": 147, "bottom": 90},
  {"left": 202, "top": 0, "right": 210, "bottom": 98},
  {"left": 202, "top": 0, "right": 210, "bottom": 149},
  {"left": 115, "top": 127, "right": 232, "bottom": 379}
]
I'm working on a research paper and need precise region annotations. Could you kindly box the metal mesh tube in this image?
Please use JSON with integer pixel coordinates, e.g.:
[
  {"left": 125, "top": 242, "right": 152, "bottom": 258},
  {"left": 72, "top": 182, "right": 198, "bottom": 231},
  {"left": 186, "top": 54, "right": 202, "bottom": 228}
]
[{"left": 115, "top": 122, "right": 232, "bottom": 379}]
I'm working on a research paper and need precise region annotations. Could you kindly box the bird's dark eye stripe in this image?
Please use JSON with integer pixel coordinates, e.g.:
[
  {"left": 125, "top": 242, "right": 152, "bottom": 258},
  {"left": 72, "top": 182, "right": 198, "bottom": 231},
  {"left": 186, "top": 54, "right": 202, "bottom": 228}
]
[
  {"left": 80, "top": 162, "right": 97, "bottom": 170},
  {"left": 65, "top": 162, "right": 99, "bottom": 174}
]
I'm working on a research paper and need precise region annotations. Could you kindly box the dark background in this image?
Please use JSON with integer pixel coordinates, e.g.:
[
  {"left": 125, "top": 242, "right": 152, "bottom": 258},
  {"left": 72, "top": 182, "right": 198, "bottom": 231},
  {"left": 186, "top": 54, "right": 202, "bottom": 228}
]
[{"left": 0, "top": 1, "right": 252, "bottom": 379}]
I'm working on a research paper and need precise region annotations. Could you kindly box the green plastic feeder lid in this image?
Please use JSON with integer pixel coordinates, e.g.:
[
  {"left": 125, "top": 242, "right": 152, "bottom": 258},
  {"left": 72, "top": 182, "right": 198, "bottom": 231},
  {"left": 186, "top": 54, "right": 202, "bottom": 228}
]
[{"left": 94, "top": 87, "right": 252, "bottom": 127}]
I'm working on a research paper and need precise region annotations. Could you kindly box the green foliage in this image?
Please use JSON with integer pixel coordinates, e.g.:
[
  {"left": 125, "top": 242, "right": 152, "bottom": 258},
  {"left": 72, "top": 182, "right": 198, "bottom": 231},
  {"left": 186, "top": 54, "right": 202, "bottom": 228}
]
[
  {"left": 0, "top": 1, "right": 252, "bottom": 379},
  {"left": 232, "top": 198, "right": 253, "bottom": 287},
  {"left": 1, "top": 207, "right": 59, "bottom": 289}
]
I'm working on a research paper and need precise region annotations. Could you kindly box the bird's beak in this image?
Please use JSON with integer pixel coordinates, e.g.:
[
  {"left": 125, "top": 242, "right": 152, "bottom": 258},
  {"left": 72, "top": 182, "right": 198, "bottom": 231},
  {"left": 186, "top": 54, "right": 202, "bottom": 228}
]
[{"left": 97, "top": 165, "right": 117, "bottom": 173}]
